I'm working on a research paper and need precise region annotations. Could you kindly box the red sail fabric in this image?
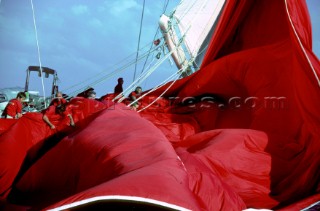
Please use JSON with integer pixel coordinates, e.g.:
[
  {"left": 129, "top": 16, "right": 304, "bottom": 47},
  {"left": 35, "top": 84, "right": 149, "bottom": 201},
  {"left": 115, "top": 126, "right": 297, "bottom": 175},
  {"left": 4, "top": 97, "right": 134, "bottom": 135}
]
[
  {"left": 0, "top": 119, "right": 17, "bottom": 135},
  {"left": 3, "top": 103, "right": 246, "bottom": 211},
  {"left": 175, "top": 0, "right": 319, "bottom": 208},
  {"left": 1, "top": 0, "right": 319, "bottom": 210},
  {"left": 0, "top": 112, "right": 51, "bottom": 200},
  {"left": 147, "top": 0, "right": 320, "bottom": 209},
  {"left": 0, "top": 98, "right": 106, "bottom": 201}
]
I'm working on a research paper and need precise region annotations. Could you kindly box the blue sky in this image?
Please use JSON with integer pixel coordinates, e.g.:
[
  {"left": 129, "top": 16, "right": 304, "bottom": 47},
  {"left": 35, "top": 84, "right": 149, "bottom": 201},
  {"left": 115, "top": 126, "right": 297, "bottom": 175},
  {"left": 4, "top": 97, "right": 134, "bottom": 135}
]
[{"left": 0, "top": 0, "right": 319, "bottom": 98}]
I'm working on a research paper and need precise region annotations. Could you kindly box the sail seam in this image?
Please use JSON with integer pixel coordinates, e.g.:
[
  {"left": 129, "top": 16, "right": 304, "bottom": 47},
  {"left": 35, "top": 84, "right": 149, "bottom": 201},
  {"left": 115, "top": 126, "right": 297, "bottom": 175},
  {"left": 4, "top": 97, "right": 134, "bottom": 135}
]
[{"left": 284, "top": 0, "right": 320, "bottom": 87}]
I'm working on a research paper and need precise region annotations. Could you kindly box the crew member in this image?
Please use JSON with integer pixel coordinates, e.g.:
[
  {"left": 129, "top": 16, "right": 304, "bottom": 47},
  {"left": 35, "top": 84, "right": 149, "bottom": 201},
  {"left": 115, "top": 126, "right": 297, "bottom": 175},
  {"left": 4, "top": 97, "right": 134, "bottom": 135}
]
[
  {"left": 1, "top": 92, "right": 26, "bottom": 119},
  {"left": 43, "top": 103, "right": 75, "bottom": 129},
  {"left": 50, "top": 91, "right": 67, "bottom": 106},
  {"left": 128, "top": 86, "right": 142, "bottom": 110},
  {"left": 86, "top": 90, "right": 96, "bottom": 99},
  {"left": 114, "top": 77, "right": 124, "bottom": 97}
]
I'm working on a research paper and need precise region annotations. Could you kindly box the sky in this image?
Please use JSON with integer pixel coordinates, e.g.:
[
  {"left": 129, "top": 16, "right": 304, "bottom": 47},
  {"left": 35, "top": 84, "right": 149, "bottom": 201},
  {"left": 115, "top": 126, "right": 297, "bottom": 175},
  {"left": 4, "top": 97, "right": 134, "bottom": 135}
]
[{"left": 0, "top": 0, "right": 319, "bottom": 98}]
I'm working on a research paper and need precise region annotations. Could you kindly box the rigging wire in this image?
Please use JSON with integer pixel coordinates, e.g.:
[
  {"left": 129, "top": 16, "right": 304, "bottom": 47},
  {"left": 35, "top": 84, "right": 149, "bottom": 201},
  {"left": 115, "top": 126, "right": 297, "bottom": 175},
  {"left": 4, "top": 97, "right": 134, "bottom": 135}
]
[
  {"left": 137, "top": 65, "right": 186, "bottom": 113},
  {"left": 133, "top": 0, "right": 146, "bottom": 82},
  {"left": 121, "top": 23, "right": 191, "bottom": 101},
  {"left": 65, "top": 0, "right": 208, "bottom": 102},
  {"left": 59, "top": 0, "right": 169, "bottom": 99},
  {"left": 136, "top": 57, "right": 196, "bottom": 113},
  {"left": 137, "top": 0, "right": 191, "bottom": 90},
  {"left": 170, "top": 0, "right": 210, "bottom": 48},
  {"left": 66, "top": 45, "right": 160, "bottom": 99},
  {"left": 60, "top": 38, "right": 159, "bottom": 95},
  {"left": 121, "top": 33, "right": 188, "bottom": 104},
  {"left": 127, "top": 68, "right": 180, "bottom": 108},
  {"left": 162, "top": 0, "right": 170, "bottom": 13},
  {"left": 30, "top": 0, "right": 47, "bottom": 107},
  {"left": 139, "top": 52, "right": 157, "bottom": 88},
  {"left": 139, "top": 0, "right": 170, "bottom": 76},
  {"left": 117, "top": 33, "right": 187, "bottom": 102},
  {"left": 59, "top": 0, "right": 190, "bottom": 99},
  {"left": 159, "top": 0, "right": 217, "bottom": 77},
  {"left": 135, "top": 72, "right": 186, "bottom": 112},
  {"left": 132, "top": 44, "right": 209, "bottom": 112},
  {"left": 116, "top": 45, "right": 175, "bottom": 102},
  {"left": 58, "top": 0, "right": 207, "bottom": 100},
  {"left": 140, "top": 31, "right": 160, "bottom": 76}
]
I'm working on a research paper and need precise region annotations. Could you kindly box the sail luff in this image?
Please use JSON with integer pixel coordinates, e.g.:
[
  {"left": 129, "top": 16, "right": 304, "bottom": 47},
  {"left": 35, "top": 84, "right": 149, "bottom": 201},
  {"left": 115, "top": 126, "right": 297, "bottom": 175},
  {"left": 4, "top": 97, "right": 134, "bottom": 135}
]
[{"left": 173, "top": 0, "right": 226, "bottom": 59}]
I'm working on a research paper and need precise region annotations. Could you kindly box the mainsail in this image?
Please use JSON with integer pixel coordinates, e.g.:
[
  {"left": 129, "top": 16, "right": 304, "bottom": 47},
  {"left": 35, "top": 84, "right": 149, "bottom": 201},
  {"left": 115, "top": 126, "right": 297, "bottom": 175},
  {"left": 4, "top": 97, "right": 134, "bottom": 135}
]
[{"left": 159, "top": 0, "right": 226, "bottom": 75}]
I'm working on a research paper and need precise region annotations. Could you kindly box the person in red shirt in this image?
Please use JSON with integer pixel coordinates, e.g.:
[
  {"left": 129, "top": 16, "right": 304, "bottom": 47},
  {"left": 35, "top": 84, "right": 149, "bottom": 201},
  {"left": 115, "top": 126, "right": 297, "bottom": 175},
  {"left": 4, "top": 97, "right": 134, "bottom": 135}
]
[
  {"left": 1, "top": 92, "right": 26, "bottom": 119},
  {"left": 128, "top": 86, "right": 142, "bottom": 110},
  {"left": 42, "top": 103, "right": 75, "bottom": 130},
  {"left": 49, "top": 91, "right": 67, "bottom": 106}
]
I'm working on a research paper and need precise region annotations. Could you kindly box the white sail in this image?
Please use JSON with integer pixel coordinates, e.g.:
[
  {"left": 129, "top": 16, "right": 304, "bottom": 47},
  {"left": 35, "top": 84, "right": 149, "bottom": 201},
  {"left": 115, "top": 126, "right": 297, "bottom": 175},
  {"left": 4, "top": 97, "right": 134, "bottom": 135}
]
[{"left": 160, "top": 0, "right": 225, "bottom": 73}]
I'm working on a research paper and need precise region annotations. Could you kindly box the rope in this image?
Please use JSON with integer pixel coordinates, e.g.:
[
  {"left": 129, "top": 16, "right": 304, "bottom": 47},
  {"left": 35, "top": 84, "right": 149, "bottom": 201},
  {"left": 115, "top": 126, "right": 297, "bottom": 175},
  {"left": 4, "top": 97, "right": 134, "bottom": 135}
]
[
  {"left": 141, "top": 53, "right": 161, "bottom": 88},
  {"left": 162, "top": 0, "right": 170, "bottom": 13},
  {"left": 133, "top": 0, "right": 146, "bottom": 82},
  {"left": 125, "top": 37, "right": 188, "bottom": 105},
  {"left": 117, "top": 36, "right": 185, "bottom": 102},
  {"left": 135, "top": 52, "right": 201, "bottom": 113},
  {"left": 128, "top": 68, "right": 180, "bottom": 107},
  {"left": 137, "top": 66, "right": 186, "bottom": 113},
  {"left": 284, "top": 0, "right": 320, "bottom": 87},
  {"left": 132, "top": 44, "right": 209, "bottom": 111},
  {"left": 118, "top": 23, "right": 190, "bottom": 103},
  {"left": 139, "top": 0, "right": 170, "bottom": 76},
  {"left": 116, "top": 47, "right": 173, "bottom": 102},
  {"left": 140, "top": 32, "right": 160, "bottom": 76},
  {"left": 30, "top": 0, "right": 47, "bottom": 107}
]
